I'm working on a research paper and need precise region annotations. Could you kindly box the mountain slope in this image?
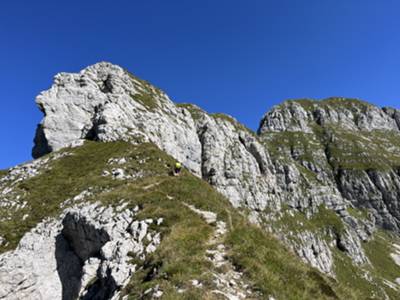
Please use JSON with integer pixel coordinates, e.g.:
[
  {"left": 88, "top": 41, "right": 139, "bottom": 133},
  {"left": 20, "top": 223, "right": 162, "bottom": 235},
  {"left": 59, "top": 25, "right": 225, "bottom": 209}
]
[
  {"left": 1, "top": 62, "right": 400, "bottom": 299},
  {"left": 0, "top": 141, "right": 358, "bottom": 300}
]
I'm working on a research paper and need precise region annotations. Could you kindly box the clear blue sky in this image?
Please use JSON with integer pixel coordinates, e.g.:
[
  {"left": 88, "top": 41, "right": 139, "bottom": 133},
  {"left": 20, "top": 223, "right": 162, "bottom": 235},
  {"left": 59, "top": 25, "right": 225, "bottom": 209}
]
[{"left": 1, "top": 0, "right": 400, "bottom": 169}]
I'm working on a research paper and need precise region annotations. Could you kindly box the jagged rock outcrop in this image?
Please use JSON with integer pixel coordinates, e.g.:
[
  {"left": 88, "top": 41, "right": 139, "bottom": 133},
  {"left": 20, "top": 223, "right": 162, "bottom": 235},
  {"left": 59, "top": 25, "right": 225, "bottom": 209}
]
[
  {"left": 32, "top": 62, "right": 281, "bottom": 213},
  {"left": 185, "top": 106, "right": 280, "bottom": 210},
  {"left": 0, "top": 202, "right": 161, "bottom": 300},
  {"left": 293, "top": 231, "right": 334, "bottom": 275},
  {"left": 338, "top": 169, "right": 400, "bottom": 231},
  {"left": 32, "top": 62, "right": 202, "bottom": 175},
  {"left": 259, "top": 98, "right": 400, "bottom": 133}
]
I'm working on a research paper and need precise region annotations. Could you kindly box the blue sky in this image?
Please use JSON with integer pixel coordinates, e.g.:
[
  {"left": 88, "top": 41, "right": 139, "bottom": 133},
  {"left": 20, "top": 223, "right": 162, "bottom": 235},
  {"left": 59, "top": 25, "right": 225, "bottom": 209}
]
[{"left": 1, "top": 0, "right": 400, "bottom": 169}]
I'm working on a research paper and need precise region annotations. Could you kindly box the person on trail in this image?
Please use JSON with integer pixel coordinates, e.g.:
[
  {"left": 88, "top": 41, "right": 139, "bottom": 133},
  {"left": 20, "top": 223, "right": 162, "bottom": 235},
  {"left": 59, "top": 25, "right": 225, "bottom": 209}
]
[{"left": 174, "top": 162, "right": 182, "bottom": 176}]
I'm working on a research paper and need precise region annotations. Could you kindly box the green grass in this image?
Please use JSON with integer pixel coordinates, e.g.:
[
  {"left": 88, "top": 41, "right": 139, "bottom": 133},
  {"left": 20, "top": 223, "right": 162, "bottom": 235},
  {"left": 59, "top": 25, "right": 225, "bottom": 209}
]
[
  {"left": 262, "top": 117, "right": 400, "bottom": 176},
  {"left": 332, "top": 230, "right": 400, "bottom": 299},
  {"left": 125, "top": 69, "right": 165, "bottom": 112},
  {"left": 326, "top": 128, "right": 400, "bottom": 170},
  {"left": 364, "top": 231, "right": 400, "bottom": 281},
  {"left": 120, "top": 176, "right": 354, "bottom": 299},
  {"left": 175, "top": 105, "right": 257, "bottom": 137},
  {"left": 0, "top": 141, "right": 172, "bottom": 252},
  {"left": 177, "top": 103, "right": 205, "bottom": 122},
  {"left": 262, "top": 97, "right": 400, "bottom": 172},
  {"left": 274, "top": 205, "right": 345, "bottom": 238},
  {"left": 226, "top": 224, "right": 347, "bottom": 300},
  {"left": 362, "top": 231, "right": 400, "bottom": 298},
  {"left": 119, "top": 173, "right": 240, "bottom": 298},
  {"left": 263, "top": 131, "right": 324, "bottom": 162},
  {"left": 347, "top": 207, "right": 369, "bottom": 220},
  {"left": 333, "top": 249, "right": 384, "bottom": 299},
  {"left": 130, "top": 93, "right": 159, "bottom": 111},
  {"left": 211, "top": 113, "right": 256, "bottom": 136},
  {"left": 126, "top": 70, "right": 165, "bottom": 98},
  {"left": 0, "top": 169, "right": 7, "bottom": 178},
  {"left": 296, "top": 163, "right": 320, "bottom": 183},
  {"left": 282, "top": 97, "right": 374, "bottom": 112},
  {"left": 122, "top": 196, "right": 215, "bottom": 298}
]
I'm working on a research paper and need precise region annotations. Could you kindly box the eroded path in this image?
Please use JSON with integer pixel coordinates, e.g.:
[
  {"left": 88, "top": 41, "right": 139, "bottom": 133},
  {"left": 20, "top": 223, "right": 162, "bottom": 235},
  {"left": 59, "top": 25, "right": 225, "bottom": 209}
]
[{"left": 184, "top": 204, "right": 254, "bottom": 300}]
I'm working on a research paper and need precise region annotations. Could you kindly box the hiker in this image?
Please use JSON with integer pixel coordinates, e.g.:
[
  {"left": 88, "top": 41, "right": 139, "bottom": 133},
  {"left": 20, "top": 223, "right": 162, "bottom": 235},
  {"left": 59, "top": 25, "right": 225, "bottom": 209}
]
[{"left": 173, "top": 162, "right": 182, "bottom": 176}]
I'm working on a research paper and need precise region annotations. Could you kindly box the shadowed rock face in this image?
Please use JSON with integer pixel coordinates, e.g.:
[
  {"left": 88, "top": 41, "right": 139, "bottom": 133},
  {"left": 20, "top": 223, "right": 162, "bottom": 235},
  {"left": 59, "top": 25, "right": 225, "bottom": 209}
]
[
  {"left": 55, "top": 233, "right": 82, "bottom": 300},
  {"left": 32, "top": 124, "right": 52, "bottom": 158},
  {"left": 62, "top": 212, "right": 110, "bottom": 261},
  {"left": 30, "top": 62, "right": 400, "bottom": 277}
]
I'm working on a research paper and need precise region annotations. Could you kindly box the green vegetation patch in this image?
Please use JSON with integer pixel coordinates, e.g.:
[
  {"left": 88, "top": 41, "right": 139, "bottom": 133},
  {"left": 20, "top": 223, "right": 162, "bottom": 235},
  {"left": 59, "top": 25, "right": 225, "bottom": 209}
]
[
  {"left": 211, "top": 113, "right": 256, "bottom": 136},
  {"left": 327, "top": 128, "right": 400, "bottom": 170},
  {"left": 126, "top": 70, "right": 165, "bottom": 98},
  {"left": 120, "top": 171, "right": 241, "bottom": 298},
  {"left": 121, "top": 175, "right": 354, "bottom": 299},
  {"left": 177, "top": 103, "right": 205, "bottom": 121},
  {"left": 333, "top": 230, "right": 400, "bottom": 299},
  {"left": 263, "top": 119, "right": 400, "bottom": 173},
  {"left": 274, "top": 205, "right": 345, "bottom": 238},
  {"left": 0, "top": 169, "right": 7, "bottom": 178},
  {"left": 130, "top": 93, "right": 159, "bottom": 111},
  {"left": 126, "top": 70, "right": 165, "bottom": 112},
  {"left": 0, "top": 141, "right": 172, "bottom": 253},
  {"left": 284, "top": 97, "right": 374, "bottom": 112},
  {"left": 333, "top": 249, "right": 386, "bottom": 299},
  {"left": 363, "top": 230, "right": 400, "bottom": 298},
  {"left": 226, "top": 223, "right": 347, "bottom": 300},
  {"left": 347, "top": 207, "right": 369, "bottom": 220},
  {"left": 263, "top": 131, "right": 324, "bottom": 163}
]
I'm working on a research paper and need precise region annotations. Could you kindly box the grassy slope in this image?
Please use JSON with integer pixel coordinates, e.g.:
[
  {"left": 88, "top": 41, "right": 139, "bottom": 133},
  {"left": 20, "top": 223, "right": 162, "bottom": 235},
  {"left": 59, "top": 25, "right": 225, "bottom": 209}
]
[
  {"left": 327, "top": 128, "right": 400, "bottom": 170},
  {"left": 0, "top": 141, "right": 371, "bottom": 299},
  {"left": 282, "top": 97, "right": 374, "bottom": 112}
]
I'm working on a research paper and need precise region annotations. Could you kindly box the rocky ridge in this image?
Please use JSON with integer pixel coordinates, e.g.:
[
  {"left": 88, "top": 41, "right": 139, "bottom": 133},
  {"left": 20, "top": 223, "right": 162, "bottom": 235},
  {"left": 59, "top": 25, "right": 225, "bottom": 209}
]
[
  {"left": 31, "top": 62, "right": 393, "bottom": 275},
  {"left": 0, "top": 62, "right": 400, "bottom": 299}
]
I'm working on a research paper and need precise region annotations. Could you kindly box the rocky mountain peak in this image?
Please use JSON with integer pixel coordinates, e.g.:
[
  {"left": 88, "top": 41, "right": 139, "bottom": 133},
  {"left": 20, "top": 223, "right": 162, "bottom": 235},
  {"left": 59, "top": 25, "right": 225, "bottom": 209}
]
[
  {"left": 32, "top": 62, "right": 203, "bottom": 175},
  {"left": 258, "top": 97, "right": 400, "bottom": 134}
]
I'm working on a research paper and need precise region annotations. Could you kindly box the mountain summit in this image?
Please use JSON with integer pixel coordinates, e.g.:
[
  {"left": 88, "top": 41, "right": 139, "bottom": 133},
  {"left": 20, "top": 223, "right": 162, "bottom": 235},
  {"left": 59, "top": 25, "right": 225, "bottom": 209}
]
[{"left": 1, "top": 62, "right": 400, "bottom": 299}]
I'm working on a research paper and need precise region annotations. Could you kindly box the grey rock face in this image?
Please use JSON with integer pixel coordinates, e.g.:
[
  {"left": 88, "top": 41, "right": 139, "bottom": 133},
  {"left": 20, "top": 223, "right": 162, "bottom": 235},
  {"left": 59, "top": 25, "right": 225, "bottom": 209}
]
[
  {"left": 0, "top": 202, "right": 161, "bottom": 300},
  {"left": 383, "top": 107, "right": 400, "bottom": 130},
  {"left": 0, "top": 218, "right": 67, "bottom": 300},
  {"left": 259, "top": 99, "right": 400, "bottom": 133},
  {"left": 339, "top": 169, "right": 400, "bottom": 232},
  {"left": 294, "top": 231, "right": 334, "bottom": 275},
  {"left": 33, "top": 62, "right": 202, "bottom": 175},
  {"left": 259, "top": 101, "right": 313, "bottom": 133},
  {"left": 191, "top": 109, "right": 280, "bottom": 210},
  {"left": 336, "top": 229, "right": 369, "bottom": 265}
]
